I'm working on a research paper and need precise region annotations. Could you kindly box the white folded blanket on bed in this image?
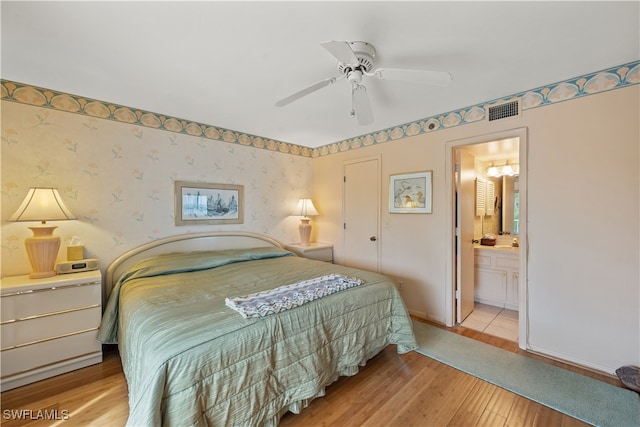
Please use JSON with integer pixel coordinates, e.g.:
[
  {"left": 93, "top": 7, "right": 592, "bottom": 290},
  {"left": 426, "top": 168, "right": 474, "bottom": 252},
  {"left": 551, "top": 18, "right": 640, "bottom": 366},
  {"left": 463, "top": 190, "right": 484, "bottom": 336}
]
[{"left": 225, "top": 274, "right": 364, "bottom": 318}]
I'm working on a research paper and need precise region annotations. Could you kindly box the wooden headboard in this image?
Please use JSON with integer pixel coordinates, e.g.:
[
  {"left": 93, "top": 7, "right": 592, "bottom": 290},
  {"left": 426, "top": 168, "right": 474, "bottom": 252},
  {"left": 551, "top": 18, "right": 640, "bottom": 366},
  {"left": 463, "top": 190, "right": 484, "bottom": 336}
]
[{"left": 104, "top": 231, "right": 283, "bottom": 298}]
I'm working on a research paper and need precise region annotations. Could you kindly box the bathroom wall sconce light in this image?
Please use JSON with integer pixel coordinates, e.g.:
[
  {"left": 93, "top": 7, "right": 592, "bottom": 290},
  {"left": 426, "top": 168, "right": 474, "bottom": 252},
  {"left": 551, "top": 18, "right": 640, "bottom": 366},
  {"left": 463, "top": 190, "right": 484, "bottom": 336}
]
[
  {"left": 501, "top": 161, "right": 515, "bottom": 176},
  {"left": 487, "top": 163, "right": 501, "bottom": 177},
  {"left": 487, "top": 161, "right": 518, "bottom": 178}
]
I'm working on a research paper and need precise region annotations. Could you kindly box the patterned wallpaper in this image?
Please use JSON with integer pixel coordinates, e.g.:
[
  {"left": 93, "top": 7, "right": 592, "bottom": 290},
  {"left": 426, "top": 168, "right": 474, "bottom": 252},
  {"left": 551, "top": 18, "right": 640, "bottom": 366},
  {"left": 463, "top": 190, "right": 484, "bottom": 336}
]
[
  {"left": 2, "top": 60, "right": 637, "bottom": 159},
  {"left": 1, "top": 60, "right": 638, "bottom": 276},
  {"left": 1, "top": 102, "right": 312, "bottom": 276}
]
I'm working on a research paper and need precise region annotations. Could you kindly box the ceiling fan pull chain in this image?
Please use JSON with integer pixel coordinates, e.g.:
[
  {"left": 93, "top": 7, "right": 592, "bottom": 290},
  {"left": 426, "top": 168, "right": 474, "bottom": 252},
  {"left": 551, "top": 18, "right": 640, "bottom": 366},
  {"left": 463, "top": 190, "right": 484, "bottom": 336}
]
[{"left": 350, "top": 83, "right": 357, "bottom": 118}]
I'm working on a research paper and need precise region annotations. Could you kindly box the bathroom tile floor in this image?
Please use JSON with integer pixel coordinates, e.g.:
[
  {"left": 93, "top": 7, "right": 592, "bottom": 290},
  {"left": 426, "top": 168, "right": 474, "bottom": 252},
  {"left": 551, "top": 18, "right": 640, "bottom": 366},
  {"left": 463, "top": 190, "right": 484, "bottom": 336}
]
[{"left": 461, "top": 302, "right": 519, "bottom": 342}]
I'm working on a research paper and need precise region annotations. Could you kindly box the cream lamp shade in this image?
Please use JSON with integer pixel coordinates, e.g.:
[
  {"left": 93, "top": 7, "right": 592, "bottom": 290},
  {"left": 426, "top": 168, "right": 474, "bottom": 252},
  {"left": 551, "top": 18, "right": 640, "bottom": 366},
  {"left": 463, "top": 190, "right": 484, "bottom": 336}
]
[
  {"left": 293, "top": 198, "right": 319, "bottom": 246},
  {"left": 9, "top": 188, "right": 76, "bottom": 278}
]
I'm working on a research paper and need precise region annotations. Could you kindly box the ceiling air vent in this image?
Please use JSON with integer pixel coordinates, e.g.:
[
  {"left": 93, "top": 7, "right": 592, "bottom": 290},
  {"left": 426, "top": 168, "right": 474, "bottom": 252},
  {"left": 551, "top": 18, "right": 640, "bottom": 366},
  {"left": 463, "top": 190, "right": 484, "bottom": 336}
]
[{"left": 486, "top": 99, "right": 521, "bottom": 122}]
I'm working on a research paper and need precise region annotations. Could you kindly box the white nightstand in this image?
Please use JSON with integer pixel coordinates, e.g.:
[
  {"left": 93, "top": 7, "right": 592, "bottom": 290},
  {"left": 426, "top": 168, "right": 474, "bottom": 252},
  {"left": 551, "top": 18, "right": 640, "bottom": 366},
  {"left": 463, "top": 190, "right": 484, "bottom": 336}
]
[
  {"left": 0, "top": 270, "right": 103, "bottom": 391},
  {"left": 285, "top": 243, "right": 333, "bottom": 262}
]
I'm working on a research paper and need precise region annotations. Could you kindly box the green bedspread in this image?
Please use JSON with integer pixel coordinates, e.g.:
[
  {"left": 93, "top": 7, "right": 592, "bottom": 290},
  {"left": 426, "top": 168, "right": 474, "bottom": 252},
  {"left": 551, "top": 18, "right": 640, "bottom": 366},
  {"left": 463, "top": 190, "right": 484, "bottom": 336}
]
[{"left": 98, "top": 247, "right": 417, "bottom": 426}]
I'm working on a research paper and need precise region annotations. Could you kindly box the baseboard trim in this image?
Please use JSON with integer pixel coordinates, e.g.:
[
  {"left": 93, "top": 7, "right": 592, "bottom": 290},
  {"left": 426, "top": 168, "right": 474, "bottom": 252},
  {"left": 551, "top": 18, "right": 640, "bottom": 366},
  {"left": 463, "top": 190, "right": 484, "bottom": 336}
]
[{"left": 526, "top": 344, "right": 617, "bottom": 377}]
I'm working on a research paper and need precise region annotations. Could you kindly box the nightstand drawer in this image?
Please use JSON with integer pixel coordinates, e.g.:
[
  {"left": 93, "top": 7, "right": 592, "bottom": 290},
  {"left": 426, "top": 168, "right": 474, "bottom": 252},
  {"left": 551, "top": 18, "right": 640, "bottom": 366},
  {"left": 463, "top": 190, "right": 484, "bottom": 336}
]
[
  {"left": 0, "top": 270, "right": 103, "bottom": 390},
  {"left": 1, "top": 282, "right": 100, "bottom": 322},
  {"left": 285, "top": 243, "right": 333, "bottom": 262},
  {"left": 1, "top": 330, "right": 101, "bottom": 377},
  {"left": 1, "top": 306, "right": 101, "bottom": 349},
  {"left": 301, "top": 248, "right": 333, "bottom": 262}
]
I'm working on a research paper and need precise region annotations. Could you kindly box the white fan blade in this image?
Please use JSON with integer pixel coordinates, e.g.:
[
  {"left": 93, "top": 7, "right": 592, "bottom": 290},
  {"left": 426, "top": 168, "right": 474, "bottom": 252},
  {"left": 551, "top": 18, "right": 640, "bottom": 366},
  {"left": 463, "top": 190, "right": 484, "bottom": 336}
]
[
  {"left": 275, "top": 77, "right": 337, "bottom": 107},
  {"left": 320, "top": 40, "right": 359, "bottom": 66},
  {"left": 372, "top": 68, "right": 453, "bottom": 87},
  {"left": 352, "top": 85, "right": 374, "bottom": 125}
]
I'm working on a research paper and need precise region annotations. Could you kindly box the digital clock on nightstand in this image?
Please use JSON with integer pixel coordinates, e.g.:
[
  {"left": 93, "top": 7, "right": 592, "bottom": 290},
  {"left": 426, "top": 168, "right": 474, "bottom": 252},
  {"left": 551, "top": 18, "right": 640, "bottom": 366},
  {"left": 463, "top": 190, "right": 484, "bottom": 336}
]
[{"left": 56, "top": 258, "right": 99, "bottom": 274}]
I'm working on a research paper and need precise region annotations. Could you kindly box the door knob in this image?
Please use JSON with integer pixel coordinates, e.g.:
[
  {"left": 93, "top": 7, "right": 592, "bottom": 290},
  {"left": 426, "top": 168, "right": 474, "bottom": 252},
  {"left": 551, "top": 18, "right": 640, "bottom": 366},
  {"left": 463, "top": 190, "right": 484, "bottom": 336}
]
[{"left": 370, "top": 236, "right": 377, "bottom": 241}]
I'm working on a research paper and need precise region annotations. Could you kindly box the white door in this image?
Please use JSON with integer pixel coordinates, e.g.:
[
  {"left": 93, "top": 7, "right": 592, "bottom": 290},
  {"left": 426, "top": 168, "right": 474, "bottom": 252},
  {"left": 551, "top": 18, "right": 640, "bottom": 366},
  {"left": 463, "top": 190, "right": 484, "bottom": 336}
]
[
  {"left": 343, "top": 157, "right": 380, "bottom": 272},
  {"left": 456, "top": 149, "right": 475, "bottom": 323}
]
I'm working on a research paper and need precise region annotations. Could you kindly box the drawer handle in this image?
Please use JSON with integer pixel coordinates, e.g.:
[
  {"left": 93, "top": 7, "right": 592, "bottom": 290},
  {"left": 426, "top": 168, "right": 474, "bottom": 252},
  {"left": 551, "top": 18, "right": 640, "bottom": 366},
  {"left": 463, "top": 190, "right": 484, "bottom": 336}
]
[
  {"left": 1, "top": 304, "right": 100, "bottom": 325},
  {"left": 1, "top": 327, "right": 99, "bottom": 351},
  {"left": 1, "top": 281, "right": 100, "bottom": 297}
]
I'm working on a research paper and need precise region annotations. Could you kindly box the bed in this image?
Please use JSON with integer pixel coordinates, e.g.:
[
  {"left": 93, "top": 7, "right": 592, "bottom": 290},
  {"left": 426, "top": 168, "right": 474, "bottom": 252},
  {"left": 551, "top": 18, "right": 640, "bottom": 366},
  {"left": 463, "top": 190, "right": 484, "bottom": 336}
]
[{"left": 97, "top": 231, "right": 417, "bottom": 426}]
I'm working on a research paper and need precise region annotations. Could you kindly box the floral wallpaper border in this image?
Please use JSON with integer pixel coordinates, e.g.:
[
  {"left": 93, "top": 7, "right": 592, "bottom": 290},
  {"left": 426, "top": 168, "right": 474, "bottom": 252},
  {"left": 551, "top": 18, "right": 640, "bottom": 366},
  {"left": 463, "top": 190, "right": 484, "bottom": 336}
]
[
  {"left": 315, "top": 60, "right": 639, "bottom": 156},
  {"left": 1, "top": 60, "right": 638, "bottom": 158}
]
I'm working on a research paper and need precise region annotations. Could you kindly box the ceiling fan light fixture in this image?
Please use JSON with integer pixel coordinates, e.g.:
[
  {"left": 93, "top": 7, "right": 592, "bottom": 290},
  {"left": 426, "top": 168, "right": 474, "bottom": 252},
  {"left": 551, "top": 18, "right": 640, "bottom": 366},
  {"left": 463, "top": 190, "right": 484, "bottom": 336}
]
[
  {"left": 347, "top": 69, "right": 364, "bottom": 85},
  {"left": 274, "top": 40, "right": 452, "bottom": 125},
  {"left": 335, "top": 41, "right": 376, "bottom": 74}
]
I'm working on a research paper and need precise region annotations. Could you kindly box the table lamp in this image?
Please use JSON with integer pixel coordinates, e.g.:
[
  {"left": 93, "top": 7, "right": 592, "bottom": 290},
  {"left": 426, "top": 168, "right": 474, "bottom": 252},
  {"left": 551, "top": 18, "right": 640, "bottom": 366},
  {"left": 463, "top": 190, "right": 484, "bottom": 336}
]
[
  {"left": 9, "top": 187, "right": 76, "bottom": 278},
  {"left": 293, "top": 198, "right": 319, "bottom": 246}
]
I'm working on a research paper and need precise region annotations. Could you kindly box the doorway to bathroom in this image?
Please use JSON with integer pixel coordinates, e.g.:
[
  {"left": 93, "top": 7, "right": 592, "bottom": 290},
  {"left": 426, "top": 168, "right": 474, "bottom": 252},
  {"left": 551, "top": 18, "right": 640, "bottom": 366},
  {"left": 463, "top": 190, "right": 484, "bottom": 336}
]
[{"left": 444, "top": 127, "right": 528, "bottom": 348}]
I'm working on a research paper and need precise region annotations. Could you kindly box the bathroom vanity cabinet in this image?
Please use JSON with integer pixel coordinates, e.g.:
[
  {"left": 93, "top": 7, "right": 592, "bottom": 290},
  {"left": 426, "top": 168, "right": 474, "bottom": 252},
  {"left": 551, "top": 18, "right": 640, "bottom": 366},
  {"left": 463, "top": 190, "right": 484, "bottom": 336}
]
[{"left": 474, "top": 246, "right": 519, "bottom": 310}]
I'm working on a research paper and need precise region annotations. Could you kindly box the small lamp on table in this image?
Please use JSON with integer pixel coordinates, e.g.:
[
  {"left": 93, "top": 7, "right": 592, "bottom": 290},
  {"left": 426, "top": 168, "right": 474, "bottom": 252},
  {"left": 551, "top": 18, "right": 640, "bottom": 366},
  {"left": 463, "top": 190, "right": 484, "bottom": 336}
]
[
  {"left": 293, "top": 198, "right": 319, "bottom": 246},
  {"left": 9, "top": 187, "right": 76, "bottom": 278}
]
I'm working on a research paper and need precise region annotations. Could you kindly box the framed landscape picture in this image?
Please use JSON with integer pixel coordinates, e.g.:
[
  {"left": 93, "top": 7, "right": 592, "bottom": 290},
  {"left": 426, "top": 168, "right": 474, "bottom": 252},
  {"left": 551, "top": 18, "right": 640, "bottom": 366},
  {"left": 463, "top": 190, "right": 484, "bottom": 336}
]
[{"left": 175, "top": 181, "right": 244, "bottom": 225}]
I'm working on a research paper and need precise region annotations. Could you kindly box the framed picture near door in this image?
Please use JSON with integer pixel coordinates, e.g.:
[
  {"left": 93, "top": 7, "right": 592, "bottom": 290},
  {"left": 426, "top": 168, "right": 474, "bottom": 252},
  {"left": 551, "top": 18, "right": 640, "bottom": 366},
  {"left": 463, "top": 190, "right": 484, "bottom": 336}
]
[{"left": 389, "top": 171, "right": 432, "bottom": 213}]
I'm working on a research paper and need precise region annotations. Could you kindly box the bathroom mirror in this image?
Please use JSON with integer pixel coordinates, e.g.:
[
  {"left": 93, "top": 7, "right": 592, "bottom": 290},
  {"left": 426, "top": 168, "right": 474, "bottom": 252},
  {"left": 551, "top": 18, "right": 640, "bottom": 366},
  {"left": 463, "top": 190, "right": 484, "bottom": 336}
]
[{"left": 501, "top": 175, "right": 519, "bottom": 235}]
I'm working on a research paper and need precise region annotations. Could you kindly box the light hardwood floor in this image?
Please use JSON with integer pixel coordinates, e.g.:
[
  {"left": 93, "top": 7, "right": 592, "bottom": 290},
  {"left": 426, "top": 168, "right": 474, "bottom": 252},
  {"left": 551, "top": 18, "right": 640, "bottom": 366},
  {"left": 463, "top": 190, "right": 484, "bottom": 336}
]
[{"left": 1, "top": 319, "right": 622, "bottom": 426}]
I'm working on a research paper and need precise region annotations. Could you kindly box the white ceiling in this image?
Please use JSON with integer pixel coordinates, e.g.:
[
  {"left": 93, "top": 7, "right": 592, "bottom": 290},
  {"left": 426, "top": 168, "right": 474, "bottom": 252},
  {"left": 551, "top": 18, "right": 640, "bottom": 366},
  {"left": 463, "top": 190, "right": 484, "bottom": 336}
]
[{"left": 2, "top": 1, "right": 638, "bottom": 148}]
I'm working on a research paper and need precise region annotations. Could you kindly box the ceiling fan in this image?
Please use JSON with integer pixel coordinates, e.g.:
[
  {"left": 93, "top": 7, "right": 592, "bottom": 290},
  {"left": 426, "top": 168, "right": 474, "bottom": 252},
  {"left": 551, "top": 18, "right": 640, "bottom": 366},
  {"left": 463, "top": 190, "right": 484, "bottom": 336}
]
[{"left": 275, "top": 40, "right": 453, "bottom": 125}]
